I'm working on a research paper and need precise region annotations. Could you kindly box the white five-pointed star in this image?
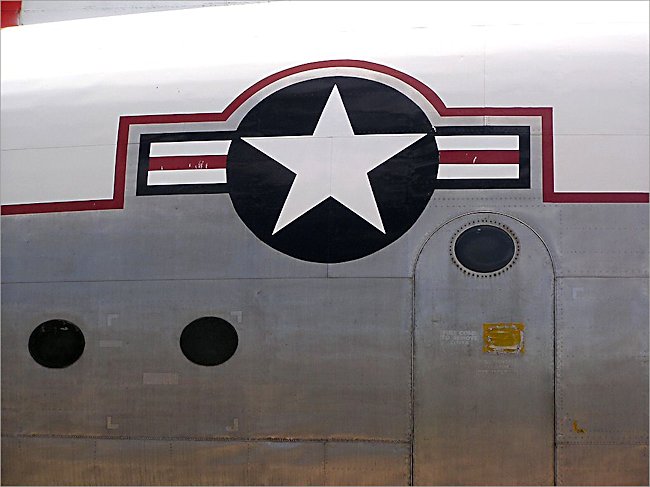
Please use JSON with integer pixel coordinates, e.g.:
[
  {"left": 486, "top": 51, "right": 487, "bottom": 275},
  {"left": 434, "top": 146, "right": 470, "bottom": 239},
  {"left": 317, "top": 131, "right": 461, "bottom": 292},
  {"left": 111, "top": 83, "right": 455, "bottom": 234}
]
[{"left": 242, "top": 85, "right": 426, "bottom": 235}]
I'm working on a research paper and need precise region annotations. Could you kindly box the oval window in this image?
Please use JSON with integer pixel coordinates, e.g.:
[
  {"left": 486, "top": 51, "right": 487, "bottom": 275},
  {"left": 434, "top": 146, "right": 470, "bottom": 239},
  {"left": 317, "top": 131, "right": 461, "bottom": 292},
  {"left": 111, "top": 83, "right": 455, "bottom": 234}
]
[
  {"left": 180, "top": 317, "right": 238, "bottom": 366},
  {"left": 454, "top": 225, "right": 516, "bottom": 274},
  {"left": 28, "top": 320, "right": 85, "bottom": 368}
]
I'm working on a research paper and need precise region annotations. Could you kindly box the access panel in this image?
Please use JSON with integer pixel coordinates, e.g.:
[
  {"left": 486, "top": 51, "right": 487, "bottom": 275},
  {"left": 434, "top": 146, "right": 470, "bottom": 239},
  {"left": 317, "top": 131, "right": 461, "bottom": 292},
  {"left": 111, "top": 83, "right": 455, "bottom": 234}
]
[{"left": 414, "top": 213, "right": 554, "bottom": 485}]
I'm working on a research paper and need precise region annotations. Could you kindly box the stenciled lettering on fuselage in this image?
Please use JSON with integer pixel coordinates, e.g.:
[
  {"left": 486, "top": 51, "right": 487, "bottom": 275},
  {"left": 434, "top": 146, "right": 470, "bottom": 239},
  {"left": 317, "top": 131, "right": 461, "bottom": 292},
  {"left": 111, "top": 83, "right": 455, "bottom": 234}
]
[{"left": 125, "top": 61, "right": 538, "bottom": 264}]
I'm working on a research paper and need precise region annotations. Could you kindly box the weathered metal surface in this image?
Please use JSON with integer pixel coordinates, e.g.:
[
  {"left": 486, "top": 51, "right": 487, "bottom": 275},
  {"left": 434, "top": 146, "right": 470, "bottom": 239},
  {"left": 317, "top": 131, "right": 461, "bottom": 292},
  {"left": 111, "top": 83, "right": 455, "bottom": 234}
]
[
  {"left": 2, "top": 436, "right": 408, "bottom": 485},
  {"left": 555, "top": 205, "right": 649, "bottom": 278},
  {"left": 557, "top": 444, "right": 649, "bottom": 486},
  {"left": 0, "top": 192, "right": 328, "bottom": 283},
  {"left": 413, "top": 212, "right": 555, "bottom": 485},
  {"left": 324, "top": 442, "right": 410, "bottom": 486},
  {"left": 3, "top": 196, "right": 646, "bottom": 283},
  {"left": 556, "top": 277, "right": 649, "bottom": 486},
  {"left": 1, "top": 2, "right": 649, "bottom": 485},
  {"left": 557, "top": 278, "right": 649, "bottom": 443},
  {"left": 1, "top": 278, "right": 411, "bottom": 440}
]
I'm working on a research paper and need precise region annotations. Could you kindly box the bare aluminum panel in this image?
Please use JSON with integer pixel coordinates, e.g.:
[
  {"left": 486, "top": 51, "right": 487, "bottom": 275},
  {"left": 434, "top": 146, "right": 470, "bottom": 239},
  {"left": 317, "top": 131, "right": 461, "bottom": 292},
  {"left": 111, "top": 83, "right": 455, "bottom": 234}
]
[
  {"left": 0, "top": 192, "right": 327, "bottom": 283},
  {"left": 93, "top": 438, "right": 251, "bottom": 485},
  {"left": 5, "top": 195, "right": 645, "bottom": 282},
  {"left": 1, "top": 436, "right": 98, "bottom": 485},
  {"left": 556, "top": 278, "right": 649, "bottom": 445},
  {"left": 324, "top": 442, "right": 410, "bottom": 486},
  {"left": 555, "top": 204, "right": 649, "bottom": 278},
  {"left": 413, "top": 200, "right": 650, "bottom": 281},
  {"left": 557, "top": 444, "right": 649, "bottom": 486},
  {"left": 1, "top": 436, "right": 408, "bottom": 485},
  {"left": 1, "top": 278, "right": 410, "bottom": 441},
  {"left": 413, "top": 212, "right": 555, "bottom": 485},
  {"left": 247, "top": 441, "right": 325, "bottom": 485}
]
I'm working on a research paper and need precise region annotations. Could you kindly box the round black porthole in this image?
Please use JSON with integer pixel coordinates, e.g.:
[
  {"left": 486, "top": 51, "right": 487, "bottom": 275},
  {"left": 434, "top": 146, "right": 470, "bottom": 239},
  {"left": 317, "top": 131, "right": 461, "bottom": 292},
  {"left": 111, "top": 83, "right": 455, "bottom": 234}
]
[
  {"left": 453, "top": 224, "right": 517, "bottom": 274},
  {"left": 28, "top": 320, "right": 85, "bottom": 368},
  {"left": 180, "top": 317, "right": 238, "bottom": 366}
]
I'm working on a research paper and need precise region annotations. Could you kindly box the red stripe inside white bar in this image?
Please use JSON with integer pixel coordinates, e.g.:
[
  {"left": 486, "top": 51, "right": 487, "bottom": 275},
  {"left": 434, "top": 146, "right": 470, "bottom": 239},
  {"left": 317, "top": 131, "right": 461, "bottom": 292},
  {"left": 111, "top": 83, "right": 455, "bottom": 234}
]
[
  {"left": 439, "top": 150, "right": 519, "bottom": 164},
  {"left": 148, "top": 155, "right": 227, "bottom": 171},
  {"left": 436, "top": 135, "right": 519, "bottom": 179},
  {"left": 148, "top": 140, "right": 230, "bottom": 185}
]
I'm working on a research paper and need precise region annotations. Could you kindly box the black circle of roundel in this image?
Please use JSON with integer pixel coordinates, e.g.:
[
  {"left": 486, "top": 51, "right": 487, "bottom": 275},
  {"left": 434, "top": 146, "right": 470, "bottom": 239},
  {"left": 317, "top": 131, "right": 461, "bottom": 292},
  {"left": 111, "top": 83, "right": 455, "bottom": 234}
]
[
  {"left": 227, "top": 76, "right": 438, "bottom": 263},
  {"left": 180, "top": 317, "right": 238, "bottom": 366},
  {"left": 28, "top": 320, "right": 85, "bottom": 368},
  {"left": 454, "top": 225, "right": 516, "bottom": 273}
]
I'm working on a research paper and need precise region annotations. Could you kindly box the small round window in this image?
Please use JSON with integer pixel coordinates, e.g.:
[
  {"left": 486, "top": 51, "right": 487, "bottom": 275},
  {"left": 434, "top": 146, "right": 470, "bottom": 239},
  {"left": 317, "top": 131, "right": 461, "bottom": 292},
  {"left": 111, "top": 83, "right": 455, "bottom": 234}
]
[
  {"left": 180, "top": 317, "right": 238, "bottom": 366},
  {"left": 453, "top": 224, "right": 517, "bottom": 275},
  {"left": 28, "top": 320, "right": 85, "bottom": 368}
]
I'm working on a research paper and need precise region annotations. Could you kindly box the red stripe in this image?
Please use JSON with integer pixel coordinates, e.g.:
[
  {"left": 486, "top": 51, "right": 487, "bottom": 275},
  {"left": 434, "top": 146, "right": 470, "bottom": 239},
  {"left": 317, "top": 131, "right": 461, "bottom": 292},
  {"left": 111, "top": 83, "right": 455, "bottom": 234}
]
[
  {"left": 148, "top": 155, "right": 227, "bottom": 171},
  {"left": 3, "top": 60, "right": 646, "bottom": 215},
  {"left": 1, "top": 199, "right": 121, "bottom": 216},
  {"left": 1, "top": 0, "right": 21, "bottom": 28},
  {"left": 115, "top": 60, "right": 553, "bottom": 126},
  {"left": 439, "top": 150, "right": 519, "bottom": 164},
  {"left": 543, "top": 192, "right": 649, "bottom": 204},
  {"left": 541, "top": 107, "right": 556, "bottom": 203}
]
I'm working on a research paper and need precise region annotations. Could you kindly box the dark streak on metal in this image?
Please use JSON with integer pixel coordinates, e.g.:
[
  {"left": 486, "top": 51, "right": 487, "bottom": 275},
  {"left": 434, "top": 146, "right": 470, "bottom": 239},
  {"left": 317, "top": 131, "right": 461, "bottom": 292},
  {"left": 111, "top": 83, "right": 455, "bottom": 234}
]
[
  {"left": 5, "top": 433, "right": 409, "bottom": 445},
  {"left": 3, "top": 275, "right": 646, "bottom": 287},
  {"left": 323, "top": 441, "right": 328, "bottom": 484},
  {"left": 245, "top": 442, "right": 251, "bottom": 485},
  {"left": 557, "top": 441, "right": 649, "bottom": 446},
  {"left": 1, "top": 276, "right": 409, "bottom": 285},
  {"left": 553, "top": 258, "right": 559, "bottom": 486},
  {"left": 409, "top": 274, "right": 416, "bottom": 486}
]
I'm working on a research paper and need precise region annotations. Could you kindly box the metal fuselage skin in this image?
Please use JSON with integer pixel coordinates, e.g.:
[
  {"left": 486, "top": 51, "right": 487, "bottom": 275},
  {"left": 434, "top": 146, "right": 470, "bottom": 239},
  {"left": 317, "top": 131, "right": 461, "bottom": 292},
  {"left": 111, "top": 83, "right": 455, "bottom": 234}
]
[{"left": 1, "top": 2, "right": 648, "bottom": 485}]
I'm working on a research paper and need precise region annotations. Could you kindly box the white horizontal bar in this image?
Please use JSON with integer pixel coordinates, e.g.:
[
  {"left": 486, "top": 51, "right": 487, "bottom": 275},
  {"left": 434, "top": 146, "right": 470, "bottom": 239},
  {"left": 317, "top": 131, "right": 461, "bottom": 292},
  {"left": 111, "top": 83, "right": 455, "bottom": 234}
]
[
  {"left": 0, "top": 146, "right": 115, "bottom": 205},
  {"left": 149, "top": 140, "right": 231, "bottom": 157},
  {"left": 147, "top": 168, "right": 227, "bottom": 185},
  {"left": 436, "top": 135, "right": 519, "bottom": 151},
  {"left": 438, "top": 164, "right": 519, "bottom": 179}
]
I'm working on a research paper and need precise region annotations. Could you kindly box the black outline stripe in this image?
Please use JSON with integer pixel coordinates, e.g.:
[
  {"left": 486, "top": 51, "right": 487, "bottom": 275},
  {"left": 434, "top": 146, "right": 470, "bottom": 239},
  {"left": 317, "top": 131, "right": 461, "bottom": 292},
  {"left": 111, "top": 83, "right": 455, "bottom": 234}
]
[
  {"left": 434, "top": 126, "right": 530, "bottom": 190},
  {"left": 136, "top": 125, "right": 531, "bottom": 196},
  {"left": 136, "top": 132, "right": 234, "bottom": 196}
]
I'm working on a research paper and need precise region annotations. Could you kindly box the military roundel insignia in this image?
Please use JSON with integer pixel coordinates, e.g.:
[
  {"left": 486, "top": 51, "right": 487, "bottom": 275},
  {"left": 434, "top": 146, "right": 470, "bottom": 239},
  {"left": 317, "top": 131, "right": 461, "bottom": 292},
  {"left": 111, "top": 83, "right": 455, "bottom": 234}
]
[
  {"left": 120, "top": 60, "right": 547, "bottom": 264},
  {"left": 229, "top": 77, "right": 438, "bottom": 263}
]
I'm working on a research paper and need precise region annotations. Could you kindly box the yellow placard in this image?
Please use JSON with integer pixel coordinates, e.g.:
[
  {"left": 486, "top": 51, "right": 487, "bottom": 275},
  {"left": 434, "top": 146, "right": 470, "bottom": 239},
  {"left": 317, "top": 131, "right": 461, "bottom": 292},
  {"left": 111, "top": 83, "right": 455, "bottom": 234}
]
[{"left": 483, "top": 323, "right": 525, "bottom": 354}]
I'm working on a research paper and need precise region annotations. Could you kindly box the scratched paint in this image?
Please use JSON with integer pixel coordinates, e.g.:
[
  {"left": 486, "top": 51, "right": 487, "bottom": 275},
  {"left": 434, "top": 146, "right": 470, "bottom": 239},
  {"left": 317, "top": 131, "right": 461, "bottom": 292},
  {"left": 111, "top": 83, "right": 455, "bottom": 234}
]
[{"left": 483, "top": 323, "right": 525, "bottom": 354}]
